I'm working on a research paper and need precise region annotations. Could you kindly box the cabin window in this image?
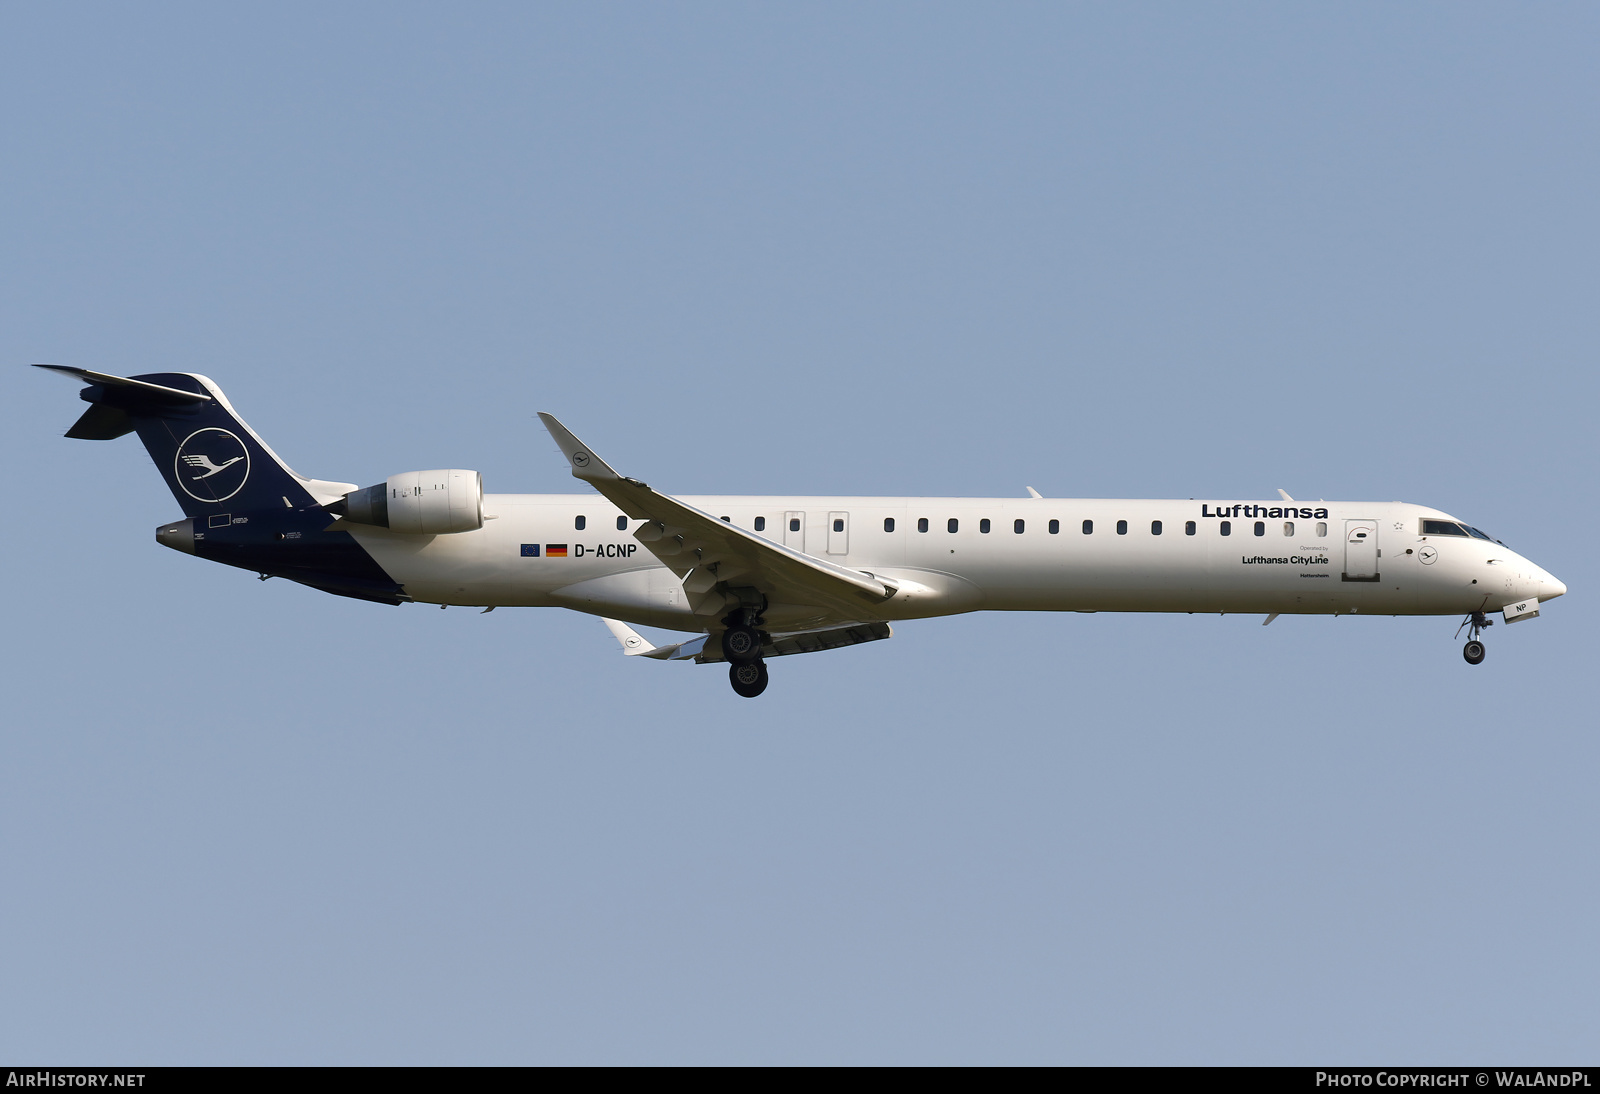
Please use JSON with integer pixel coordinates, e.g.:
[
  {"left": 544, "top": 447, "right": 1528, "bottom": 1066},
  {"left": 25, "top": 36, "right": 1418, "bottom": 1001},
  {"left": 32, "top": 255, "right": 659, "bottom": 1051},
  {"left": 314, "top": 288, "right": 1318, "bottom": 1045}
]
[
  {"left": 918, "top": 518, "right": 929, "bottom": 533},
  {"left": 790, "top": 518, "right": 801, "bottom": 532},
  {"left": 1014, "top": 519, "right": 1025, "bottom": 534},
  {"left": 884, "top": 517, "right": 895, "bottom": 533},
  {"left": 1221, "top": 521, "right": 1232, "bottom": 536},
  {"left": 1151, "top": 520, "right": 1162, "bottom": 536},
  {"left": 616, "top": 515, "right": 628, "bottom": 531},
  {"left": 947, "top": 518, "right": 959, "bottom": 533},
  {"left": 1116, "top": 520, "right": 1128, "bottom": 535},
  {"left": 832, "top": 518, "right": 844, "bottom": 532},
  {"left": 1422, "top": 520, "right": 1470, "bottom": 537},
  {"left": 1315, "top": 521, "right": 1327, "bottom": 537},
  {"left": 754, "top": 516, "right": 766, "bottom": 532},
  {"left": 1082, "top": 520, "right": 1093, "bottom": 535},
  {"left": 1185, "top": 521, "right": 1196, "bottom": 535},
  {"left": 1283, "top": 522, "right": 1294, "bottom": 537},
  {"left": 1253, "top": 521, "right": 1265, "bottom": 536},
  {"left": 1049, "top": 519, "right": 1059, "bottom": 535},
  {"left": 979, "top": 518, "right": 991, "bottom": 534},
  {"left": 575, "top": 515, "right": 586, "bottom": 531}
]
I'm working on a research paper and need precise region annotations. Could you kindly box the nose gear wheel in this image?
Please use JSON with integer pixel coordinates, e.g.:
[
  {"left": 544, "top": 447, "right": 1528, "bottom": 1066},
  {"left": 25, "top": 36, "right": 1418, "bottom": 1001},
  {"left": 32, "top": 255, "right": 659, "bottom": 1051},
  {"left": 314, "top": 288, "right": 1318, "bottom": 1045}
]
[{"left": 1454, "top": 611, "right": 1492, "bottom": 666}]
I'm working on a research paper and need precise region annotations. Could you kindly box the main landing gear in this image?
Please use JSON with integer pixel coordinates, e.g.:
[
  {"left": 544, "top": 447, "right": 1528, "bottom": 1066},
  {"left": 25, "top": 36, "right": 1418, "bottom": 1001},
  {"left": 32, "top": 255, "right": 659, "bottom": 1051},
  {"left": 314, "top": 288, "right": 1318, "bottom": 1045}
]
[
  {"left": 729, "top": 660, "right": 769, "bottom": 698},
  {"left": 721, "top": 624, "right": 762, "bottom": 664},
  {"left": 1455, "top": 610, "right": 1492, "bottom": 666},
  {"left": 721, "top": 610, "right": 770, "bottom": 698}
]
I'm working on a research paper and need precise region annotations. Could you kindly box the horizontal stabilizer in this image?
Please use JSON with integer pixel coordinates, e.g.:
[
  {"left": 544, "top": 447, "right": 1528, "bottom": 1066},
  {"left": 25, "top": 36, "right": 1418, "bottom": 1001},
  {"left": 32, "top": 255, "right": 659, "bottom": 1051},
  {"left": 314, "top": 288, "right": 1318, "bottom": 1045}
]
[
  {"left": 34, "top": 364, "right": 212, "bottom": 404},
  {"left": 37, "top": 363, "right": 212, "bottom": 443}
]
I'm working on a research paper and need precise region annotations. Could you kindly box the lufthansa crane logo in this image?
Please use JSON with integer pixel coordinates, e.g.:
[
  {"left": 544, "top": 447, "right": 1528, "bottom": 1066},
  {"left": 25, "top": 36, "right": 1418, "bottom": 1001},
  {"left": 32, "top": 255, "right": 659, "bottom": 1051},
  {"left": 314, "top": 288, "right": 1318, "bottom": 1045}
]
[{"left": 174, "top": 428, "right": 250, "bottom": 502}]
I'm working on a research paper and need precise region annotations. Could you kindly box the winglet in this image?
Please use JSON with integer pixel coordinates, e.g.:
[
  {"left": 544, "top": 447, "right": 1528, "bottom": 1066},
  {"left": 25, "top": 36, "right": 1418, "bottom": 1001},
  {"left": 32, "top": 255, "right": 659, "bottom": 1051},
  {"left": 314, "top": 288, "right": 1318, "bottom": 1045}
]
[
  {"left": 1026, "top": 486, "right": 1043, "bottom": 499},
  {"left": 538, "top": 412, "right": 622, "bottom": 484},
  {"left": 1277, "top": 489, "right": 1294, "bottom": 502},
  {"left": 601, "top": 618, "right": 705, "bottom": 661},
  {"left": 603, "top": 617, "right": 658, "bottom": 656}
]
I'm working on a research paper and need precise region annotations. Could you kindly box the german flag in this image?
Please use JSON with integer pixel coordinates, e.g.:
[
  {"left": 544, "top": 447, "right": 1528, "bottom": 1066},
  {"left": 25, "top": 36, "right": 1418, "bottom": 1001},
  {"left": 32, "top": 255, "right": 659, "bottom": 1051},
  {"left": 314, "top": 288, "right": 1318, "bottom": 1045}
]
[{"left": 545, "top": 544, "right": 568, "bottom": 558}]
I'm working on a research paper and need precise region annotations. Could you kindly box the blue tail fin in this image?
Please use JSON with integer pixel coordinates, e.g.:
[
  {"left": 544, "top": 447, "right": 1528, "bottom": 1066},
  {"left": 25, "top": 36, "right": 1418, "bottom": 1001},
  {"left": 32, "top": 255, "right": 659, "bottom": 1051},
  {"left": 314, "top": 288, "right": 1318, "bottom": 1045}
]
[
  {"left": 37, "top": 365, "right": 406, "bottom": 605},
  {"left": 37, "top": 365, "right": 351, "bottom": 518}
]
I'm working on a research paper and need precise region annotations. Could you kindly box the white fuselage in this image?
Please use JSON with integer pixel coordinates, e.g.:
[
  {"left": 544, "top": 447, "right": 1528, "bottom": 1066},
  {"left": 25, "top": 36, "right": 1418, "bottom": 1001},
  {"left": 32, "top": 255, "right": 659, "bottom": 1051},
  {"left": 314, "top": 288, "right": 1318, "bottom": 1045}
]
[{"left": 344, "top": 495, "right": 1565, "bottom": 633}]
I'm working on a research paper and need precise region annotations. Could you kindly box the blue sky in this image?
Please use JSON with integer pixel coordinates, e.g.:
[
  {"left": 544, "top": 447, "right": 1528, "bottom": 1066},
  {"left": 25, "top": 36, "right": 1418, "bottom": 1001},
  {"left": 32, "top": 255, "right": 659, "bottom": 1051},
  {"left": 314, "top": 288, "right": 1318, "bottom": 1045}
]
[{"left": 2, "top": 2, "right": 1595, "bottom": 1064}]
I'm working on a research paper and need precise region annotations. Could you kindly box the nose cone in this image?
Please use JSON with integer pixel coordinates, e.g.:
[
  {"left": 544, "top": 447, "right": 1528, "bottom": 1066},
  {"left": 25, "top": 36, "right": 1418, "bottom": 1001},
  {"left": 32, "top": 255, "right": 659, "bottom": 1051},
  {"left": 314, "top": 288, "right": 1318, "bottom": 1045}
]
[
  {"left": 1537, "top": 568, "right": 1566, "bottom": 601},
  {"left": 156, "top": 518, "right": 195, "bottom": 555}
]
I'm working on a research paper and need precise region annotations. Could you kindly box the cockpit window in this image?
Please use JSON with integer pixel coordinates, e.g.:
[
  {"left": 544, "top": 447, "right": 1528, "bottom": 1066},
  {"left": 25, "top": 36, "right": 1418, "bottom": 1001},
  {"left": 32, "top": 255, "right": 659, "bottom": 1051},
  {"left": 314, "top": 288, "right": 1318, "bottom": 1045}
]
[
  {"left": 1421, "top": 520, "right": 1469, "bottom": 537},
  {"left": 1464, "top": 526, "right": 1493, "bottom": 541}
]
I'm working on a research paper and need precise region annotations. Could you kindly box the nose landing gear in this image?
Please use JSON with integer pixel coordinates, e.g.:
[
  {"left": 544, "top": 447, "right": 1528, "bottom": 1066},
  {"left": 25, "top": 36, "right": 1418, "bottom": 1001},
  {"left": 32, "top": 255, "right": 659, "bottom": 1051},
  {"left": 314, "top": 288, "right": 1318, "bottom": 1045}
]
[{"left": 1455, "top": 611, "right": 1492, "bottom": 666}]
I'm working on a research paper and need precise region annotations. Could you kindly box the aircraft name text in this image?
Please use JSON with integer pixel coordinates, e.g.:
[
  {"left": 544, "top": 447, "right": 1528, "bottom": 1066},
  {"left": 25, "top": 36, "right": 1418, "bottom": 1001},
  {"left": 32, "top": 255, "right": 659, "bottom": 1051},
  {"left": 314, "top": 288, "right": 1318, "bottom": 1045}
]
[{"left": 1203, "top": 504, "right": 1330, "bottom": 519}]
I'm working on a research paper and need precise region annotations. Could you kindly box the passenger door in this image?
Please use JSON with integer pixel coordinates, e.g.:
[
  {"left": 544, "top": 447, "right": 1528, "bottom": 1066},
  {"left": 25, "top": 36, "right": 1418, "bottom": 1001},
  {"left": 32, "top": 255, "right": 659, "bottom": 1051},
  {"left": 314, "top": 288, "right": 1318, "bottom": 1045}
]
[{"left": 1343, "top": 520, "right": 1379, "bottom": 581}]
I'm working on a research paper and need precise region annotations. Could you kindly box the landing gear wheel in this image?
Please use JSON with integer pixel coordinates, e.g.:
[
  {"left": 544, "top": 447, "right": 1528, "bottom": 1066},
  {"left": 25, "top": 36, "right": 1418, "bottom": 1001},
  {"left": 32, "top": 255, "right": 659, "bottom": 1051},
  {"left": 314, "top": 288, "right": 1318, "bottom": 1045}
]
[
  {"left": 729, "top": 660, "right": 768, "bottom": 698},
  {"left": 1455, "top": 611, "right": 1492, "bottom": 666},
  {"left": 721, "top": 625, "right": 763, "bottom": 665}
]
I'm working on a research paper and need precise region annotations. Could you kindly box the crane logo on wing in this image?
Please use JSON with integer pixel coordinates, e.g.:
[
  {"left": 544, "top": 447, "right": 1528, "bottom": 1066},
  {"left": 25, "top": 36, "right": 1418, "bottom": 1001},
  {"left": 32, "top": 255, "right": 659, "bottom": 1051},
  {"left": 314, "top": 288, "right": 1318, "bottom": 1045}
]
[{"left": 173, "top": 428, "right": 250, "bottom": 503}]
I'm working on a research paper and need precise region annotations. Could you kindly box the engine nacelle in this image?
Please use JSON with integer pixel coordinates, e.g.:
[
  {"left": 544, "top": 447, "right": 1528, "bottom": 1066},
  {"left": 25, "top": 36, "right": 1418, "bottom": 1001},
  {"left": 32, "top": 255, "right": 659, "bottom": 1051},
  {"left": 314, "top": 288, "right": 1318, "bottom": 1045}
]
[{"left": 340, "top": 470, "right": 483, "bottom": 534}]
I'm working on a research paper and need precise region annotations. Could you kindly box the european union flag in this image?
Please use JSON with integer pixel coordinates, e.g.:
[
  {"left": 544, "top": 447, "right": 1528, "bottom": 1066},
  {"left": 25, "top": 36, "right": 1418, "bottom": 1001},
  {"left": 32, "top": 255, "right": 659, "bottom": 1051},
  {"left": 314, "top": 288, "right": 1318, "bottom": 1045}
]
[{"left": 520, "top": 543, "right": 540, "bottom": 557}]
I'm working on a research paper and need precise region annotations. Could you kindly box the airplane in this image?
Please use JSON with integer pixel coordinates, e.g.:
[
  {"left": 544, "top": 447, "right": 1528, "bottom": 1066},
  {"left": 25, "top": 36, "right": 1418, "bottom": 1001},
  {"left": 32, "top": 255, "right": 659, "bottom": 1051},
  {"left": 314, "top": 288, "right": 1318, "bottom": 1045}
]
[{"left": 35, "top": 364, "right": 1567, "bottom": 697}]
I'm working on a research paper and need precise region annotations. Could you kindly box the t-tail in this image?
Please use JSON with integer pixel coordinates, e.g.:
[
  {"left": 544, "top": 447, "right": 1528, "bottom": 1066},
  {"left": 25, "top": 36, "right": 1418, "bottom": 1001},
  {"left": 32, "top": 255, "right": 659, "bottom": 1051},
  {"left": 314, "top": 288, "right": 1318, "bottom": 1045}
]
[{"left": 35, "top": 365, "right": 408, "bottom": 604}]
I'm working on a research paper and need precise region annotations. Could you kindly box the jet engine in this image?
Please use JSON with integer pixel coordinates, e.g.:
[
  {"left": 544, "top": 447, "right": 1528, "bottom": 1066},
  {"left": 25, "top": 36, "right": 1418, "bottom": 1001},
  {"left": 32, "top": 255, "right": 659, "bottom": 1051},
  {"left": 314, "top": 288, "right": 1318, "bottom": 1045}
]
[{"left": 337, "top": 470, "right": 484, "bottom": 534}]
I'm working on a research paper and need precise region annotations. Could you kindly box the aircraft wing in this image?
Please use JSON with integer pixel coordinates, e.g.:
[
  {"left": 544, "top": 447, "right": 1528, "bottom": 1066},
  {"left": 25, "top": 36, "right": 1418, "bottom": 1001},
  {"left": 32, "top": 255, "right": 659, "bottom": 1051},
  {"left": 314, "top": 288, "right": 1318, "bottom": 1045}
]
[
  {"left": 602, "top": 615, "right": 890, "bottom": 662},
  {"left": 539, "top": 413, "right": 897, "bottom": 621}
]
